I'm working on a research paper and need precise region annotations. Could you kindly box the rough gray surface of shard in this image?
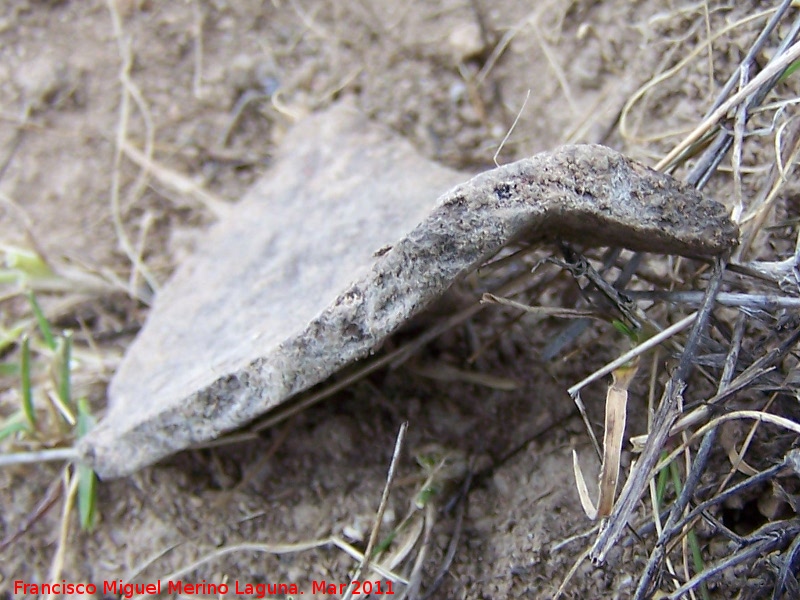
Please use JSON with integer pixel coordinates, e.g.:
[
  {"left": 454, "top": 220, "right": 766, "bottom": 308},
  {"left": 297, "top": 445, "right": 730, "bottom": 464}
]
[{"left": 79, "top": 102, "right": 737, "bottom": 478}]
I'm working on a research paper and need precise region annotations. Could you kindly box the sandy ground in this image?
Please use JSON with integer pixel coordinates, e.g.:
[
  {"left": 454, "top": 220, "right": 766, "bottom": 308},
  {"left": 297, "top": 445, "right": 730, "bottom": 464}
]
[{"left": 1, "top": 1, "right": 799, "bottom": 598}]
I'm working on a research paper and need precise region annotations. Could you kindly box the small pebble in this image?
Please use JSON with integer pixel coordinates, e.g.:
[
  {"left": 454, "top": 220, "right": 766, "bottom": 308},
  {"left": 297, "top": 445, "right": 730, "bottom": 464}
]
[{"left": 448, "top": 21, "right": 485, "bottom": 63}]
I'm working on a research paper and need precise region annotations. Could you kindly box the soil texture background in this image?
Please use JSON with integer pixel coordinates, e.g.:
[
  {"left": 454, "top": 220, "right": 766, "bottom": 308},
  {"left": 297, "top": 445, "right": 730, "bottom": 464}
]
[{"left": 2, "top": 1, "right": 799, "bottom": 599}]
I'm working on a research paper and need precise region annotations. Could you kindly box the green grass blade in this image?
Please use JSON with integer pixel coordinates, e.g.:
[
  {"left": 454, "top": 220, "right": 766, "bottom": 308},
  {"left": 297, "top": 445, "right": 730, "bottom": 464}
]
[
  {"left": 57, "top": 331, "right": 73, "bottom": 412},
  {"left": 77, "top": 397, "right": 97, "bottom": 530},
  {"left": 656, "top": 451, "right": 670, "bottom": 504},
  {"left": 670, "top": 460, "right": 709, "bottom": 600},
  {"left": 0, "top": 322, "right": 27, "bottom": 355},
  {"left": 76, "top": 397, "right": 94, "bottom": 437},
  {"left": 778, "top": 59, "right": 800, "bottom": 83},
  {"left": 77, "top": 461, "right": 97, "bottom": 530},
  {"left": 2, "top": 245, "right": 53, "bottom": 279},
  {"left": 20, "top": 334, "right": 35, "bottom": 430},
  {"left": 688, "top": 528, "right": 710, "bottom": 600},
  {"left": 372, "top": 529, "right": 398, "bottom": 557},
  {"left": 0, "top": 412, "right": 29, "bottom": 441},
  {"left": 28, "top": 292, "right": 56, "bottom": 351},
  {"left": 612, "top": 319, "right": 638, "bottom": 341}
]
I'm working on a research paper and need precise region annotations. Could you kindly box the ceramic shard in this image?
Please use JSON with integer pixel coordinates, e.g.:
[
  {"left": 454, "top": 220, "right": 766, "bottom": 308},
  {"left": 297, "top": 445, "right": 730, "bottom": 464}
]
[{"left": 79, "top": 102, "right": 737, "bottom": 478}]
